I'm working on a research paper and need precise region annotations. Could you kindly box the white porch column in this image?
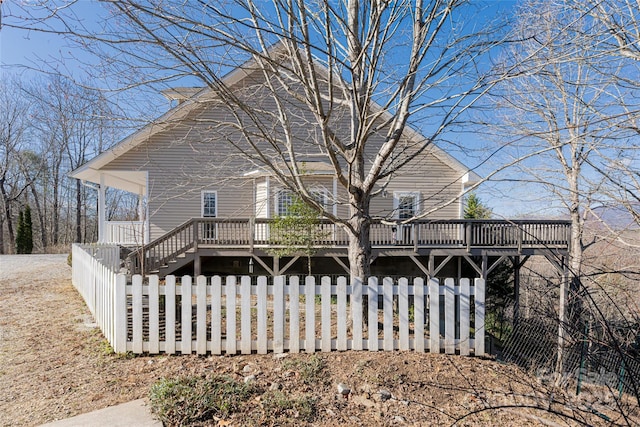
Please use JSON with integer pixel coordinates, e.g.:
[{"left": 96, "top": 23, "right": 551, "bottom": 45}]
[
  {"left": 98, "top": 173, "right": 106, "bottom": 243},
  {"left": 137, "top": 184, "right": 149, "bottom": 244}
]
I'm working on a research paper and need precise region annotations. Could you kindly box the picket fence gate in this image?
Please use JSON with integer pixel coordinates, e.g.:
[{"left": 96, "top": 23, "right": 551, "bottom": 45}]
[{"left": 112, "top": 274, "right": 485, "bottom": 356}]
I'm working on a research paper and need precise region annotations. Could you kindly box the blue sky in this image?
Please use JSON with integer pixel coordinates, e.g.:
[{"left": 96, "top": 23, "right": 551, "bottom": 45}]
[
  {"left": 1, "top": 1, "right": 518, "bottom": 77},
  {"left": 1, "top": 1, "right": 104, "bottom": 77},
  {"left": 1, "top": 0, "right": 529, "bottom": 216}
]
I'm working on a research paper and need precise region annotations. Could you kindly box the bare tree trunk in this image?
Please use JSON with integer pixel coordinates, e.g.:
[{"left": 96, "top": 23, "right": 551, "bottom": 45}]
[
  {"left": 347, "top": 184, "right": 372, "bottom": 284},
  {"left": 0, "top": 215, "right": 4, "bottom": 255},
  {"left": 52, "top": 166, "right": 60, "bottom": 246},
  {"left": 29, "top": 182, "right": 47, "bottom": 250},
  {"left": 0, "top": 180, "right": 16, "bottom": 252},
  {"left": 347, "top": 216, "right": 372, "bottom": 284}
]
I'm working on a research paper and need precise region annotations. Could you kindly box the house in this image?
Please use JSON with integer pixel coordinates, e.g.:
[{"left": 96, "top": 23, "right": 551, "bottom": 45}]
[{"left": 70, "top": 51, "right": 570, "bottom": 281}]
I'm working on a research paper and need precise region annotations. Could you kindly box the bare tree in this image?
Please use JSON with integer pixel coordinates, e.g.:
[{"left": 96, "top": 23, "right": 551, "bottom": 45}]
[
  {"left": 582, "top": 0, "right": 640, "bottom": 62},
  {"left": 489, "top": 0, "right": 637, "bottom": 284},
  {"left": 0, "top": 76, "right": 32, "bottom": 254},
  {"left": 20, "top": 75, "right": 114, "bottom": 246},
  {"left": 3, "top": 0, "right": 506, "bottom": 280}
]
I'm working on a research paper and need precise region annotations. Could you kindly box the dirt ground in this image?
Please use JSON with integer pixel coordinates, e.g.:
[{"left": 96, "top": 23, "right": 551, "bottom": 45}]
[{"left": 0, "top": 255, "right": 636, "bottom": 426}]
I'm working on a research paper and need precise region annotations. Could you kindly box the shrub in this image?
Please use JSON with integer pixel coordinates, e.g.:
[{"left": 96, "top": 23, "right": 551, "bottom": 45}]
[{"left": 148, "top": 375, "right": 260, "bottom": 426}]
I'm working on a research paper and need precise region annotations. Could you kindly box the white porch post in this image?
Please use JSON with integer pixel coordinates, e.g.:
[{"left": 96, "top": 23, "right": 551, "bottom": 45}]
[
  {"left": 98, "top": 173, "right": 106, "bottom": 243},
  {"left": 138, "top": 184, "right": 148, "bottom": 244}
]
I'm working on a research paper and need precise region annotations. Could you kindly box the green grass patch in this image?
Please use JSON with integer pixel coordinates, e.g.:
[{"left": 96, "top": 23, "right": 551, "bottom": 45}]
[
  {"left": 148, "top": 375, "right": 260, "bottom": 426},
  {"left": 261, "top": 391, "right": 317, "bottom": 423},
  {"left": 282, "top": 354, "right": 327, "bottom": 385}
]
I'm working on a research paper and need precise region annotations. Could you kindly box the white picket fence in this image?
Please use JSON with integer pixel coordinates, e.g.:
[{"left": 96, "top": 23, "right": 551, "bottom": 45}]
[
  {"left": 117, "top": 275, "right": 485, "bottom": 356},
  {"left": 71, "top": 244, "right": 120, "bottom": 346},
  {"left": 71, "top": 245, "right": 485, "bottom": 357}
]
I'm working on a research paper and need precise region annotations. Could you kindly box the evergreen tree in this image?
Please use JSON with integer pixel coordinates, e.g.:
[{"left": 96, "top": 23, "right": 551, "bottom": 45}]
[
  {"left": 23, "top": 205, "right": 33, "bottom": 254},
  {"left": 464, "top": 192, "right": 513, "bottom": 342},
  {"left": 464, "top": 192, "right": 492, "bottom": 219},
  {"left": 15, "top": 210, "right": 25, "bottom": 254}
]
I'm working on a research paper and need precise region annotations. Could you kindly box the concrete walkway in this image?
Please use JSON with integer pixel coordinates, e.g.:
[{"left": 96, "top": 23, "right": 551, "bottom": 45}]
[{"left": 39, "top": 399, "right": 162, "bottom": 427}]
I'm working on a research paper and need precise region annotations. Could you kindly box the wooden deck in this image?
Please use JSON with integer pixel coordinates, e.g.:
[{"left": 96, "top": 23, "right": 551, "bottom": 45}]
[{"left": 128, "top": 218, "right": 571, "bottom": 274}]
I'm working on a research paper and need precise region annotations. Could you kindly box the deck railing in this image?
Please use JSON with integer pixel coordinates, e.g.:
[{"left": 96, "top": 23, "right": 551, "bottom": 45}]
[
  {"left": 128, "top": 218, "right": 571, "bottom": 274},
  {"left": 104, "top": 221, "right": 145, "bottom": 245}
]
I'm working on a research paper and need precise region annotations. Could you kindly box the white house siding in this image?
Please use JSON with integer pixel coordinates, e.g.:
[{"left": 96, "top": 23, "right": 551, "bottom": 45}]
[
  {"left": 93, "top": 66, "right": 466, "bottom": 241},
  {"left": 101, "top": 102, "right": 257, "bottom": 240}
]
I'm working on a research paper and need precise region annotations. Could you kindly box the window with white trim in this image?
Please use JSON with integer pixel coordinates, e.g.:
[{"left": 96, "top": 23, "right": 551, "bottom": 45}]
[
  {"left": 201, "top": 191, "right": 217, "bottom": 240},
  {"left": 276, "top": 189, "right": 294, "bottom": 216},
  {"left": 202, "top": 191, "right": 217, "bottom": 217},
  {"left": 394, "top": 192, "right": 420, "bottom": 220},
  {"left": 275, "top": 188, "right": 328, "bottom": 216}
]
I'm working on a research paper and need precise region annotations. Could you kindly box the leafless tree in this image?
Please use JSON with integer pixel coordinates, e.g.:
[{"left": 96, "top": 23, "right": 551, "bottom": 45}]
[
  {"left": 489, "top": 0, "right": 638, "bottom": 284},
  {"left": 20, "top": 75, "right": 115, "bottom": 247},
  {"left": 3, "top": 0, "right": 507, "bottom": 280},
  {"left": 582, "top": 0, "right": 640, "bottom": 62},
  {"left": 0, "top": 76, "right": 32, "bottom": 254},
  {"left": 487, "top": 0, "right": 640, "bottom": 399}
]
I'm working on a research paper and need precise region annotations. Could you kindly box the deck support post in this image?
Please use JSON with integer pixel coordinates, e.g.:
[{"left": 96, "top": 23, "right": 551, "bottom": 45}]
[
  {"left": 279, "top": 256, "right": 300, "bottom": 275},
  {"left": 556, "top": 257, "right": 569, "bottom": 381},
  {"left": 194, "top": 255, "right": 201, "bottom": 276},
  {"left": 481, "top": 253, "right": 488, "bottom": 281},
  {"left": 251, "top": 255, "right": 274, "bottom": 276},
  {"left": 513, "top": 256, "right": 520, "bottom": 321},
  {"left": 510, "top": 255, "right": 530, "bottom": 323},
  {"left": 409, "top": 255, "right": 429, "bottom": 277},
  {"left": 541, "top": 252, "right": 570, "bottom": 381}
]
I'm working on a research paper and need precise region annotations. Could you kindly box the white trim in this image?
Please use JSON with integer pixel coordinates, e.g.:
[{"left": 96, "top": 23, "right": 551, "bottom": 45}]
[
  {"left": 393, "top": 191, "right": 421, "bottom": 220},
  {"left": 144, "top": 171, "right": 150, "bottom": 244},
  {"left": 459, "top": 181, "right": 465, "bottom": 219},
  {"left": 274, "top": 188, "right": 294, "bottom": 216},
  {"left": 201, "top": 190, "right": 218, "bottom": 217},
  {"left": 266, "top": 178, "right": 270, "bottom": 218}
]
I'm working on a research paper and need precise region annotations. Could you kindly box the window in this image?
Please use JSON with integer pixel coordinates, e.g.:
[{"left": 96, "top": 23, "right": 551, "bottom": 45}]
[
  {"left": 276, "top": 189, "right": 294, "bottom": 216},
  {"left": 201, "top": 191, "right": 217, "bottom": 240},
  {"left": 202, "top": 191, "right": 217, "bottom": 217},
  {"left": 310, "top": 188, "right": 328, "bottom": 213},
  {"left": 394, "top": 192, "right": 420, "bottom": 220},
  {"left": 276, "top": 188, "right": 328, "bottom": 217}
]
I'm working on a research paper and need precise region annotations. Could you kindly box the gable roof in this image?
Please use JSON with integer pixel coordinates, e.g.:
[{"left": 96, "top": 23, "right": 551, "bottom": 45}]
[{"left": 70, "top": 48, "right": 480, "bottom": 193}]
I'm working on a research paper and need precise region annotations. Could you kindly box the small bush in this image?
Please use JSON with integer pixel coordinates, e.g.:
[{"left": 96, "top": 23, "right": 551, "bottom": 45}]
[
  {"left": 148, "top": 375, "right": 260, "bottom": 426},
  {"left": 261, "top": 391, "right": 317, "bottom": 423}
]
